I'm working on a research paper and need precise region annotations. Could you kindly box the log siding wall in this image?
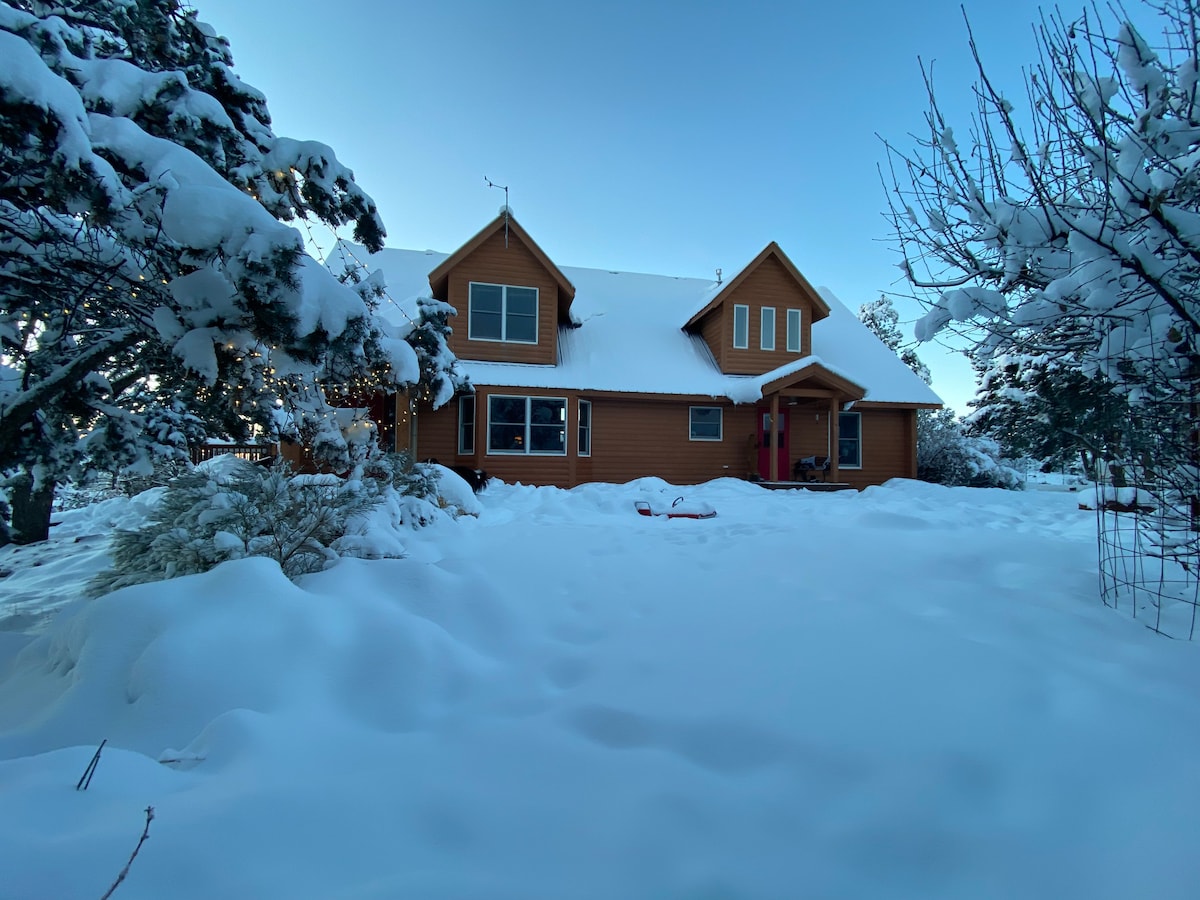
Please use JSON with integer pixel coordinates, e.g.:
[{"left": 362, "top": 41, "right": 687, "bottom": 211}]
[
  {"left": 442, "top": 228, "right": 560, "bottom": 365},
  {"left": 703, "top": 256, "right": 815, "bottom": 375},
  {"left": 414, "top": 390, "right": 917, "bottom": 490}
]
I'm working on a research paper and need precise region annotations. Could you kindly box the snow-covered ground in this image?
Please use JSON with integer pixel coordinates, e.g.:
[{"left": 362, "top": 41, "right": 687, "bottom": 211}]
[{"left": 1, "top": 477, "right": 1198, "bottom": 899}]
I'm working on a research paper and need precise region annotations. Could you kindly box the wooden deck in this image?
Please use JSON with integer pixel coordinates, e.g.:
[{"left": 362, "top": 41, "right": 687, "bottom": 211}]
[{"left": 757, "top": 480, "right": 855, "bottom": 492}]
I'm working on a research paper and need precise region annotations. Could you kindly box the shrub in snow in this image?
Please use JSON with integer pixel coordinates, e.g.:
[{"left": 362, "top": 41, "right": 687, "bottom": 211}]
[
  {"left": 89, "top": 454, "right": 470, "bottom": 595},
  {"left": 90, "top": 460, "right": 374, "bottom": 595},
  {"left": 917, "top": 409, "right": 1024, "bottom": 490}
]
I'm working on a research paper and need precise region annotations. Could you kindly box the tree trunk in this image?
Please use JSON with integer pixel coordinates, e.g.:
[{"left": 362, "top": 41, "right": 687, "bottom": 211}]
[{"left": 9, "top": 470, "right": 55, "bottom": 545}]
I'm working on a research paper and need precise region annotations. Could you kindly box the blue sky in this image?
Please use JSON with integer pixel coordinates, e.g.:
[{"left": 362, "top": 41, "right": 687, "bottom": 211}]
[{"left": 195, "top": 0, "right": 1061, "bottom": 413}]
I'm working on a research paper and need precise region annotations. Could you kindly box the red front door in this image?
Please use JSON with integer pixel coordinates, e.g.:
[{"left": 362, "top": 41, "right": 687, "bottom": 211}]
[{"left": 757, "top": 408, "right": 789, "bottom": 480}]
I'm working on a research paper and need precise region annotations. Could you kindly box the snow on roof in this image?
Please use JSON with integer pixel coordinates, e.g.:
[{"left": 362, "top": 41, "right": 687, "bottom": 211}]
[{"left": 332, "top": 244, "right": 943, "bottom": 406}]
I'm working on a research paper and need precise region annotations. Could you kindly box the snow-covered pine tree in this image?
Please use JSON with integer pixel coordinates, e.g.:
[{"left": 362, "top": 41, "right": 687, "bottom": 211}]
[
  {"left": 966, "top": 349, "right": 1128, "bottom": 473},
  {"left": 0, "top": 0, "right": 440, "bottom": 544},
  {"left": 856, "top": 295, "right": 932, "bottom": 385}
]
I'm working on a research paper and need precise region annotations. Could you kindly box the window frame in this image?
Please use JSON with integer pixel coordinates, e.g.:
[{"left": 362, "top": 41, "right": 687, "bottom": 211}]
[
  {"left": 760, "top": 306, "right": 776, "bottom": 351},
  {"left": 486, "top": 394, "right": 568, "bottom": 456},
  {"left": 838, "top": 411, "right": 862, "bottom": 469},
  {"left": 578, "top": 399, "right": 592, "bottom": 457},
  {"left": 457, "top": 395, "right": 475, "bottom": 455},
  {"left": 786, "top": 308, "right": 802, "bottom": 353},
  {"left": 732, "top": 304, "right": 749, "bottom": 350},
  {"left": 689, "top": 406, "right": 724, "bottom": 442},
  {"left": 467, "top": 282, "right": 539, "bottom": 345}
]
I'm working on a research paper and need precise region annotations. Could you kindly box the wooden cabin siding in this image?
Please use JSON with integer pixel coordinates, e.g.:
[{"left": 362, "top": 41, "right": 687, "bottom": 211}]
[
  {"left": 413, "top": 397, "right": 461, "bottom": 463},
  {"left": 699, "top": 310, "right": 726, "bottom": 372},
  {"left": 841, "top": 407, "right": 913, "bottom": 490},
  {"left": 442, "top": 228, "right": 559, "bottom": 365},
  {"left": 704, "top": 256, "right": 814, "bottom": 375},
  {"left": 787, "top": 404, "right": 835, "bottom": 462},
  {"left": 587, "top": 398, "right": 756, "bottom": 485},
  {"left": 414, "top": 392, "right": 917, "bottom": 490},
  {"left": 783, "top": 404, "right": 915, "bottom": 488}
]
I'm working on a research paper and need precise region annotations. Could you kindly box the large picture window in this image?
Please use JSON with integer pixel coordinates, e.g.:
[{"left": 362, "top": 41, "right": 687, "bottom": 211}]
[
  {"left": 578, "top": 399, "right": 592, "bottom": 456},
  {"left": 469, "top": 283, "right": 538, "bottom": 343},
  {"left": 786, "top": 308, "right": 802, "bottom": 353},
  {"left": 487, "top": 396, "right": 567, "bottom": 455},
  {"left": 458, "top": 395, "right": 475, "bottom": 455},
  {"left": 732, "top": 304, "right": 749, "bottom": 349},
  {"left": 838, "top": 411, "right": 862, "bottom": 468},
  {"left": 689, "top": 406, "right": 723, "bottom": 441}
]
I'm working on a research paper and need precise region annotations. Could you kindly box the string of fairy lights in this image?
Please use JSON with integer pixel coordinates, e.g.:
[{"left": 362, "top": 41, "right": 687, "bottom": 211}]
[{"left": 218, "top": 170, "right": 441, "bottom": 445}]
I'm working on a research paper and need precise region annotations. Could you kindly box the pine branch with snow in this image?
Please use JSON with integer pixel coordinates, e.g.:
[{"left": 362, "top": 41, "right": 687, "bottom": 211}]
[{"left": 0, "top": 1, "right": 424, "bottom": 542}]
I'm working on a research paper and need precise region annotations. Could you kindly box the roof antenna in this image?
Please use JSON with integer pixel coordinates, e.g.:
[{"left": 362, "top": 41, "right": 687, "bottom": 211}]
[
  {"left": 716, "top": 267, "right": 722, "bottom": 285},
  {"left": 484, "top": 176, "right": 509, "bottom": 247}
]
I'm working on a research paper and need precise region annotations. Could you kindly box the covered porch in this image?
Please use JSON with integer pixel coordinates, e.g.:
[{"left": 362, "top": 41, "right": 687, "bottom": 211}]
[{"left": 750, "top": 361, "right": 867, "bottom": 486}]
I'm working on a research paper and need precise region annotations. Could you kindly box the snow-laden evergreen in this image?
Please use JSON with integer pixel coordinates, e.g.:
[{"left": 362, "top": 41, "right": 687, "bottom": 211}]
[
  {"left": 0, "top": 1, "right": 463, "bottom": 542},
  {"left": 87, "top": 454, "right": 477, "bottom": 596},
  {"left": 967, "top": 349, "right": 1128, "bottom": 472}
]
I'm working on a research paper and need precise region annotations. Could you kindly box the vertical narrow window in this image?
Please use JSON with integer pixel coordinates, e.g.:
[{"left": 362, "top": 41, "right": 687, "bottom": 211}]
[
  {"left": 732, "top": 304, "right": 749, "bottom": 349},
  {"left": 786, "top": 308, "right": 802, "bottom": 353},
  {"left": 505, "top": 286, "right": 538, "bottom": 343},
  {"left": 528, "top": 398, "right": 566, "bottom": 454},
  {"left": 457, "top": 395, "right": 475, "bottom": 455},
  {"left": 838, "top": 411, "right": 862, "bottom": 468},
  {"left": 578, "top": 399, "right": 591, "bottom": 456},
  {"left": 760, "top": 307, "right": 776, "bottom": 351}
]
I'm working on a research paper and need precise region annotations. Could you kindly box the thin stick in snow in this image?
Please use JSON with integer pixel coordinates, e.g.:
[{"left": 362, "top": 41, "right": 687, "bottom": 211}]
[
  {"left": 76, "top": 739, "right": 107, "bottom": 791},
  {"left": 99, "top": 806, "right": 155, "bottom": 900}
]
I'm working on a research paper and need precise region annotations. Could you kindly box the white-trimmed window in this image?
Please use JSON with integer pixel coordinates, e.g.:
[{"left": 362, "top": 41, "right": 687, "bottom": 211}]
[
  {"left": 487, "top": 395, "right": 566, "bottom": 455},
  {"left": 457, "top": 396, "right": 475, "bottom": 455},
  {"left": 838, "top": 411, "right": 862, "bottom": 469},
  {"left": 578, "top": 399, "right": 592, "bottom": 457},
  {"left": 732, "top": 304, "right": 749, "bottom": 349},
  {"left": 468, "top": 283, "right": 538, "bottom": 343},
  {"left": 760, "top": 307, "right": 776, "bottom": 351},
  {"left": 786, "top": 308, "right": 802, "bottom": 353},
  {"left": 689, "top": 406, "right": 723, "bottom": 441}
]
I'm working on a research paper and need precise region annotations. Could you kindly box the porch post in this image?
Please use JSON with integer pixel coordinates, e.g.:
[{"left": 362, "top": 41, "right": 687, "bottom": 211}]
[
  {"left": 394, "top": 390, "right": 412, "bottom": 453},
  {"left": 769, "top": 393, "right": 780, "bottom": 482},
  {"left": 828, "top": 396, "right": 840, "bottom": 483}
]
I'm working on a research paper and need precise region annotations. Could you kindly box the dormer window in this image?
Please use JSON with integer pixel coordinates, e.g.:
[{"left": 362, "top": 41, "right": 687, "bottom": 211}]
[
  {"left": 760, "top": 307, "right": 776, "bottom": 351},
  {"left": 786, "top": 309, "right": 802, "bottom": 353},
  {"left": 469, "top": 282, "right": 538, "bottom": 343},
  {"left": 732, "top": 304, "right": 749, "bottom": 349}
]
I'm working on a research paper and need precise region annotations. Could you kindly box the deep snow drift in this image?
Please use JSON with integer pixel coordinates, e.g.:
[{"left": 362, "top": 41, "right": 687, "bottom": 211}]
[{"left": 1, "top": 477, "right": 1198, "bottom": 899}]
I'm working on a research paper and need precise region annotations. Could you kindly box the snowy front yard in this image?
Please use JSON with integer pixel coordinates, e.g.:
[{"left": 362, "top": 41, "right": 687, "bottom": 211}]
[{"left": 1, "top": 478, "right": 1198, "bottom": 899}]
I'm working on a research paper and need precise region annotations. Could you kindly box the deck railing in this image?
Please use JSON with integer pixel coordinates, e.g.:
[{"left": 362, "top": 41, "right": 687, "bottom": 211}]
[{"left": 189, "top": 443, "right": 277, "bottom": 465}]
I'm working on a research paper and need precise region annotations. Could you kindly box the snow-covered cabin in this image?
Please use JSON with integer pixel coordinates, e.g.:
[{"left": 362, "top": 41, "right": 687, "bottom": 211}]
[{"left": 339, "top": 212, "right": 941, "bottom": 488}]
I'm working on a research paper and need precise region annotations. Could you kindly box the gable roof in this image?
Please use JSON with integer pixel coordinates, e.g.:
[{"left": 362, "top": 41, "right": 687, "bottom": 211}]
[
  {"left": 426, "top": 211, "right": 576, "bottom": 308},
  {"left": 683, "top": 241, "right": 832, "bottom": 330},
  {"left": 330, "top": 245, "right": 943, "bottom": 408},
  {"left": 758, "top": 359, "right": 867, "bottom": 400}
]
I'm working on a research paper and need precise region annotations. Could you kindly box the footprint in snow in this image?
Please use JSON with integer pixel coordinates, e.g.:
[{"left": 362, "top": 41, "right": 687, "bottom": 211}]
[
  {"left": 562, "top": 704, "right": 792, "bottom": 774},
  {"left": 544, "top": 654, "right": 592, "bottom": 690}
]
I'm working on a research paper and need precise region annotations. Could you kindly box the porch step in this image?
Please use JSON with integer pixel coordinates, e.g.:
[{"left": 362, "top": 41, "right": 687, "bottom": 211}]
[{"left": 757, "top": 480, "right": 855, "bottom": 492}]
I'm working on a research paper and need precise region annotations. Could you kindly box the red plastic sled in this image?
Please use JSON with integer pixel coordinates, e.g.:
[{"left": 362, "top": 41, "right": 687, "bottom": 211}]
[{"left": 634, "top": 498, "right": 717, "bottom": 519}]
